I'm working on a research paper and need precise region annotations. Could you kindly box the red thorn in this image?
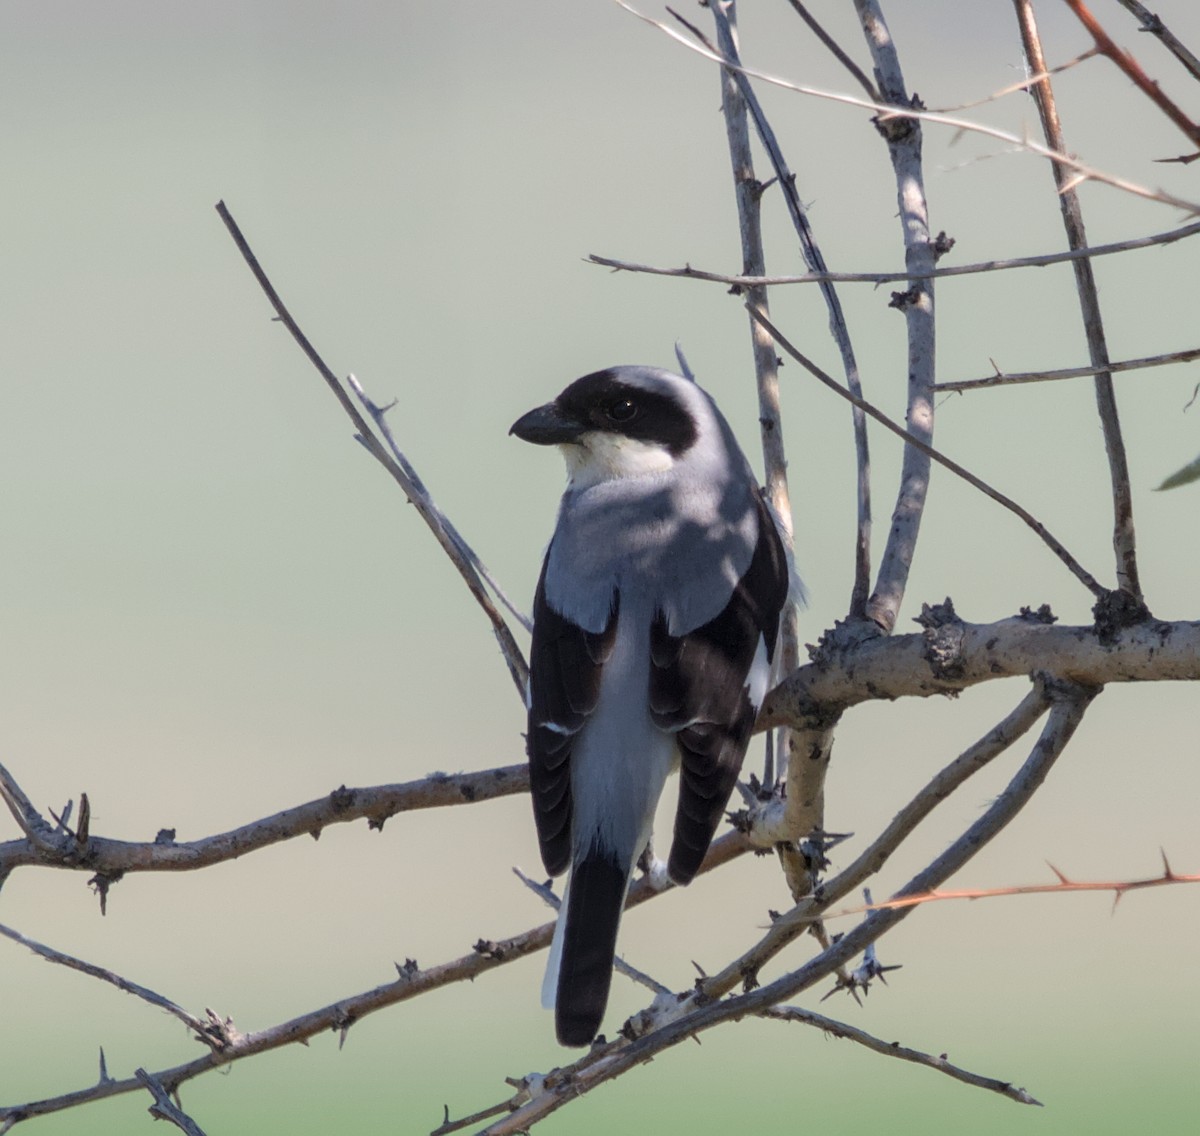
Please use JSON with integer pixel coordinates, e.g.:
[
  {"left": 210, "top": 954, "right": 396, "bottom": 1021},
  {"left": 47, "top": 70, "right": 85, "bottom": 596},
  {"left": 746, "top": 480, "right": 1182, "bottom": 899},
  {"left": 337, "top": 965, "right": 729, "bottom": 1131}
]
[{"left": 1047, "top": 862, "right": 1070, "bottom": 885}]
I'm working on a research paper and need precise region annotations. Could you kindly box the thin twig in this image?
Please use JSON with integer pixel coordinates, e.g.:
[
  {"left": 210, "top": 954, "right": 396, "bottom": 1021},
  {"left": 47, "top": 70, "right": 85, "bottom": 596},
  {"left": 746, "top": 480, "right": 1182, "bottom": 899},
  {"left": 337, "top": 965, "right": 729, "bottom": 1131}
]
[
  {"left": 345, "top": 374, "right": 532, "bottom": 634},
  {"left": 818, "top": 851, "right": 1200, "bottom": 919},
  {"left": 0, "top": 923, "right": 210, "bottom": 1040},
  {"left": 588, "top": 217, "right": 1200, "bottom": 285},
  {"left": 701, "top": 1, "right": 872, "bottom": 622},
  {"left": 1064, "top": 0, "right": 1200, "bottom": 149},
  {"left": 710, "top": 2, "right": 801, "bottom": 792},
  {"left": 1114, "top": 0, "right": 1200, "bottom": 83},
  {"left": 614, "top": 0, "right": 1200, "bottom": 215},
  {"left": 214, "top": 200, "right": 530, "bottom": 697},
  {"left": 134, "top": 1070, "right": 208, "bottom": 1136},
  {"left": 936, "top": 347, "right": 1200, "bottom": 392},
  {"left": 748, "top": 307, "right": 1107, "bottom": 598},
  {"left": 1014, "top": 3, "right": 1143, "bottom": 603},
  {"left": 783, "top": 0, "right": 878, "bottom": 99},
  {"left": 511, "top": 868, "right": 672, "bottom": 996},
  {"left": 762, "top": 1005, "right": 1042, "bottom": 1105}
]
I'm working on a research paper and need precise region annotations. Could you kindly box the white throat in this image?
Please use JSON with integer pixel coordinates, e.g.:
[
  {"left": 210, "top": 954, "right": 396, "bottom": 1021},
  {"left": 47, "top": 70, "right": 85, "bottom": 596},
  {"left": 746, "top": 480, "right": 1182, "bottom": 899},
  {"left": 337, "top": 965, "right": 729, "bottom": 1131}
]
[{"left": 561, "top": 432, "right": 675, "bottom": 489}]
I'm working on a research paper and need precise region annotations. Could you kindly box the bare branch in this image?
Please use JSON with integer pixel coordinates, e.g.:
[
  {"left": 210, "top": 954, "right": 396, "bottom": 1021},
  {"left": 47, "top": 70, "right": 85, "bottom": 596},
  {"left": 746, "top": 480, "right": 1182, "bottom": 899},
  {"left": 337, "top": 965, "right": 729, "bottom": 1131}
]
[
  {"left": 703, "top": 1, "right": 872, "bottom": 621},
  {"left": 782, "top": 0, "right": 878, "bottom": 99},
  {"left": 853, "top": 0, "right": 937, "bottom": 635},
  {"left": 588, "top": 217, "right": 1200, "bottom": 285},
  {"left": 0, "top": 831, "right": 752, "bottom": 1127},
  {"left": 1115, "top": 0, "right": 1200, "bottom": 83},
  {"left": 345, "top": 373, "right": 532, "bottom": 635},
  {"left": 762, "top": 1005, "right": 1042, "bottom": 1105},
  {"left": 1064, "top": 0, "right": 1200, "bottom": 149},
  {"left": 614, "top": 0, "right": 1200, "bottom": 215},
  {"left": 716, "top": 686, "right": 1050, "bottom": 995},
  {"left": 134, "top": 1070, "right": 208, "bottom": 1136},
  {"left": 748, "top": 309, "right": 1108, "bottom": 599},
  {"left": 0, "top": 765, "right": 530, "bottom": 884},
  {"left": 819, "top": 855, "right": 1200, "bottom": 919},
  {"left": 1014, "top": 3, "right": 1143, "bottom": 604},
  {"left": 936, "top": 347, "right": 1200, "bottom": 393},
  {"left": 476, "top": 683, "right": 1094, "bottom": 1134},
  {"left": 709, "top": 2, "right": 803, "bottom": 792},
  {"left": 0, "top": 923, "right": 210, "bottom": 1040},
  {"left": 214, "top": 200, "right": 530, "bottom": 698},
  {"left": 760, "top": 613, "right": 1199, "bottom": 730}
]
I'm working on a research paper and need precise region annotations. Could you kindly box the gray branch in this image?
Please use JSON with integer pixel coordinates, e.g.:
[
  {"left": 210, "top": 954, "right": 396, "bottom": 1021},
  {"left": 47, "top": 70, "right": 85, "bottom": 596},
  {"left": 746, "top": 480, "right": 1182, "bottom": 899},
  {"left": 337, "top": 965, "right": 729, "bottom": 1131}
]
[
  {"left": 854, "top": 0, "right": 937, "bottom": 635},
  {"left": 1013, "top": 2, "right": 1143, "bottom": 603}
]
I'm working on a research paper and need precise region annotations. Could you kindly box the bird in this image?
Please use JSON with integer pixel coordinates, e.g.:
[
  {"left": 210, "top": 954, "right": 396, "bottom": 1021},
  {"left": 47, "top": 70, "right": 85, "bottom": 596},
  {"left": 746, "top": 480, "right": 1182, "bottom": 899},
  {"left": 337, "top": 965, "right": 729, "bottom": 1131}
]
[{"left": 510, "top": 365, "right": 790, "bottom": 1048}]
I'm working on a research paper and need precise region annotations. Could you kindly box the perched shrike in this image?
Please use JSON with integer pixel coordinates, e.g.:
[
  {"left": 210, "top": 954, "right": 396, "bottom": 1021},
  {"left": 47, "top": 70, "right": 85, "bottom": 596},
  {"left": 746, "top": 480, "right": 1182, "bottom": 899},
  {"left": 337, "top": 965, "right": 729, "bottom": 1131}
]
[{"left": 510, "top": 366, "right": 789, "bottom": 1047}]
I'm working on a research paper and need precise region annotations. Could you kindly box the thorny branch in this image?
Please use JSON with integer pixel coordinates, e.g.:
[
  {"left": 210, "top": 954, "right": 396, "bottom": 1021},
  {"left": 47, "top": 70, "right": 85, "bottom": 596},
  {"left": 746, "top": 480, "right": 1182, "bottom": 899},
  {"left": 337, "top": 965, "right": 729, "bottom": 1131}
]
[
  {"left": 821, "top": 850, "right": 1200, "bottom": 920},
  {"left": 1115, "top": 0, "right": 1200, "bottom": 84},
  {"left": 0, "top": 832, "right": 752, "bottom": 1128},
  {"left": 587, "top": 215, "right": 1200, "bottom": 285},
  {"left": 935, "top": 347, "right": 1200, "bottom": 393},
  {"left": 761, "top": 1005, "right": 1041, "bottom": 1106},
  {"left": 214, "top": 201, "right": 530, "bottom": 697},
  {"left": 1064, "top": 0, "right": 1200, "bottom": 151},
  {"left": 0, "top": 763, "right": 529, "bottom": 888},
  {"left": 6, "top": 5, "right": 1199, "bottom": 1133},
  {"left": 472, "top": 683, "right": 1094, "bottom": 1135}
]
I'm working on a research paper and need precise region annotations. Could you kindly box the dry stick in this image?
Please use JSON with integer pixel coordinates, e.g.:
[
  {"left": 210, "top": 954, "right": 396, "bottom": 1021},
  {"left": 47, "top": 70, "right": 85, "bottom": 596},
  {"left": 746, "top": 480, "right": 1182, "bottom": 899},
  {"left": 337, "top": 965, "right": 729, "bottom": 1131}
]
[
  {"left": 0, "top": 832, "right": 752, "bottom": 1128},
  {"left": 1014, "top": 4, "right": 1142, "bottom": 602},
  {"left": 749, "top": 307, "right": 1107, "bottom": 599},
  {"left": 711, "top": 1, "right": 799, "bottom": 795},
  {"left": 783, "top": 0, "right": 878, "bottom": 99},
  {"left": 134, "top": 1070, "right": 208, "bottom": 1136},
  {"left": 0, "top": 923, "right": 210, "bottom": 1039},
  {"left": 854, "top": 0, "right": 936, "bottom": 637},
  {"left": 937, "top": 347, "right": 1200, "bottom": 393},
  {"left": 213, "top": 201, "right": 529, "bottom": 697},
  {"left": 705, "top": 685, "right": 1050, "bottom": 999},
  {"left": 615, "top": 0, "right": 1200, "bottom": 215},
  {"left": 1115, "top": 0, "right": 1200, "bottom": 84},
  {"left": 761, "top": 1005, "right": 1042, "bottom": 1105},
  {"left": 820, "top": 853, "right": 1200, "bottom": 920},
  {"left": 345, "top": 374, "right": 532, "bottom": 634},
  {"left": 588, "top": 217, "right": 1200, "bottom": 286},
  {"left": 1064, "top": 0, "right": 1200, "bottom": 150},
  {"left": 0, "top": 763, "right": 529, "bottom": 883},
  {"left": 701, "top": 2, "right": 872, "bottom": 622},
  {"left": 477, "top": 684, "right": 1092, "bottom": 1135},
  {"left": 704, "top": 0, "right": 871, "bottom": 913}
]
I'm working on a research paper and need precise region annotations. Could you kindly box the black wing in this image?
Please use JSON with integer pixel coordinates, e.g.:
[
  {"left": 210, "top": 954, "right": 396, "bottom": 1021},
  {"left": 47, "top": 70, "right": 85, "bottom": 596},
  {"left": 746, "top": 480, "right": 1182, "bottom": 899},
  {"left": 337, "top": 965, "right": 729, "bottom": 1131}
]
[
  {"left": 526, "top": 554, "right": 619, "bottom": 876},
  {"left": 649, "top": 490, "right": 788, "bottom": 885}
]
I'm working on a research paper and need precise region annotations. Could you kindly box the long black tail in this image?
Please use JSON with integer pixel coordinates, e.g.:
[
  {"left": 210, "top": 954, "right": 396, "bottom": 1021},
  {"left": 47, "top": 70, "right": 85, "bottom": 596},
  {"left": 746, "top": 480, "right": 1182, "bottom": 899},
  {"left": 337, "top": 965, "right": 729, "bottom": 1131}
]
[{"left": 555, "top": 850, "right": 628, "bottom": 1047}]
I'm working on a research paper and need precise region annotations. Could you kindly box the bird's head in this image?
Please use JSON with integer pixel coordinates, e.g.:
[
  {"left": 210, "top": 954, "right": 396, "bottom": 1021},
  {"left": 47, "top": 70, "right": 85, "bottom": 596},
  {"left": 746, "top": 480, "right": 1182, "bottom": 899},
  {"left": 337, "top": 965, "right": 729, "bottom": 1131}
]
[{"left": 510, "top": 367, "right": 717, "bottom": 488}]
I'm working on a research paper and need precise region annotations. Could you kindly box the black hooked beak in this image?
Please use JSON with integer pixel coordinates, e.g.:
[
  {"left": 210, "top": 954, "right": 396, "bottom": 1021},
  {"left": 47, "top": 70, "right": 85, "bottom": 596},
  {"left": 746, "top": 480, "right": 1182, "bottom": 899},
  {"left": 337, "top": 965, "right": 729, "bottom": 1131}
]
[{"left": 510, "top": 401, "right": 586, "bottom": 446}]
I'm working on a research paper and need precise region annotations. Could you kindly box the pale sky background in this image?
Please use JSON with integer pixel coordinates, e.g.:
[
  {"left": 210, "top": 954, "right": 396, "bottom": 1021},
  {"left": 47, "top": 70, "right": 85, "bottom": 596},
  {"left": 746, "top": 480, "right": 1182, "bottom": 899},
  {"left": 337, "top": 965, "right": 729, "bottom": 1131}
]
[{"left": 2, "top": 2, "right": 1199, "bottom": 1134}]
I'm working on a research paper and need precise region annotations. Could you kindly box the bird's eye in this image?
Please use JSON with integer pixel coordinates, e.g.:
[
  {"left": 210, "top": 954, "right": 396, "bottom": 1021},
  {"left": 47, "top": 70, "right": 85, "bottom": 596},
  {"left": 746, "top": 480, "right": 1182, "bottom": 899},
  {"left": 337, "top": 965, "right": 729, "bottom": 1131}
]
[{"left": 607, "top": 399, "right": 637, "bottom": 422}]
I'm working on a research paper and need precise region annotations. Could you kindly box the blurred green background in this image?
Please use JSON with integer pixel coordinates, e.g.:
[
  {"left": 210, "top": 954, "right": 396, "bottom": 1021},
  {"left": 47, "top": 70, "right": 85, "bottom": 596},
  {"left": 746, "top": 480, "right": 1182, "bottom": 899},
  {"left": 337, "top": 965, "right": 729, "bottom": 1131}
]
[{"left": 2, "top": 1, "right": 1199, "bottom": 1133}]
